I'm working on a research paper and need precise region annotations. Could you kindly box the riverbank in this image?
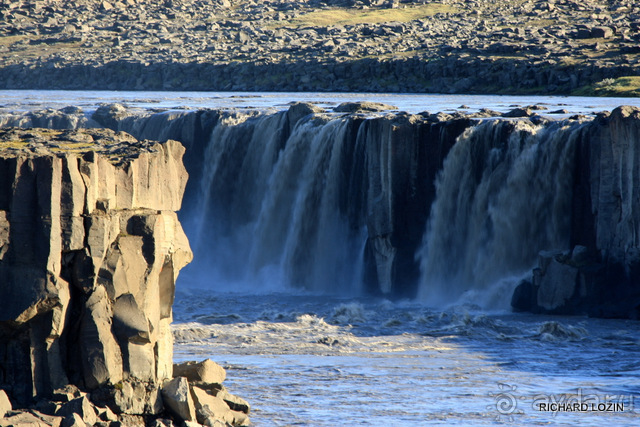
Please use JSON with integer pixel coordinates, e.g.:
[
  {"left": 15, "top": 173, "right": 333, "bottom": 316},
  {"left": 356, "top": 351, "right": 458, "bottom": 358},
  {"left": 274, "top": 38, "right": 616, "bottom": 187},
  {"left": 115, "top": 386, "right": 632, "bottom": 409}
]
[{"left": 1, "top": 0, "right": 639, "bottom": 95}]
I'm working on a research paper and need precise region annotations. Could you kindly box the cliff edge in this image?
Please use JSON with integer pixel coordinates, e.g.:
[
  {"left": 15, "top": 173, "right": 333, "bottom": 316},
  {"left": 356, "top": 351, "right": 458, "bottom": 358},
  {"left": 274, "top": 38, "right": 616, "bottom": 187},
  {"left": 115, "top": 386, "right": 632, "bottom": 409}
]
[{"left": 0, "top": 128, "right": 250, "bottom": 426}]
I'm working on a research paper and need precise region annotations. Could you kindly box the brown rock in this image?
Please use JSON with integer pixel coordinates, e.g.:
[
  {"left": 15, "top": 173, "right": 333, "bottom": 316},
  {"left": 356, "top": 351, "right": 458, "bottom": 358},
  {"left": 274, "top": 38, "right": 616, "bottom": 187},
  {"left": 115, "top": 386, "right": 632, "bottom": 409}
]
[
  {"left": 0, "top": 390, "right": 12, "bottom": 418},
  {"left": 190, "top": 385, "right": 249, "bottom": 426},
  {"left": 162, "top": 377, "right": 197, "bottom": 422},
  {"left": 173, "top": 359, "right": 227, "bottom": 385},
  {"left": 0, "top": 128, "right": 192, "bottom": 406}
]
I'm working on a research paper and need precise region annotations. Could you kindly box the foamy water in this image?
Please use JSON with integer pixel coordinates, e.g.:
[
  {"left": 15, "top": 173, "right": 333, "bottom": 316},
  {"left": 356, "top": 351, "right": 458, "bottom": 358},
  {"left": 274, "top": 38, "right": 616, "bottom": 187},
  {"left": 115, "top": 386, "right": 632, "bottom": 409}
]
[{"left": 172, "top": 287, "right": 640, "bottom": 426}]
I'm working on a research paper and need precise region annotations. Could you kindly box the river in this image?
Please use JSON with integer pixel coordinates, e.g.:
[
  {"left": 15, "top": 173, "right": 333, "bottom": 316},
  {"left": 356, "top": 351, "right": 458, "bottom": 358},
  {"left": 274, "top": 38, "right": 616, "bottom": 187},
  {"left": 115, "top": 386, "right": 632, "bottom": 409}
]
[{"left": 2, "top": 90, "right": 639, "bottom": 426}]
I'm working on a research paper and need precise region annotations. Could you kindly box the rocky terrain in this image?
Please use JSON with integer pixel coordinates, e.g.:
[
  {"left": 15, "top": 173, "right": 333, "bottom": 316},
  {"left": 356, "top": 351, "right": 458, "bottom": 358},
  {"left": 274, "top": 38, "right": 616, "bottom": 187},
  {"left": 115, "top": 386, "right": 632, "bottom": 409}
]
[
  {"left": 0, "top": 0, "right": 639, "bottom": 93},
  {"left": 0, "top": 127, "right": 249, "bottom": 426}
]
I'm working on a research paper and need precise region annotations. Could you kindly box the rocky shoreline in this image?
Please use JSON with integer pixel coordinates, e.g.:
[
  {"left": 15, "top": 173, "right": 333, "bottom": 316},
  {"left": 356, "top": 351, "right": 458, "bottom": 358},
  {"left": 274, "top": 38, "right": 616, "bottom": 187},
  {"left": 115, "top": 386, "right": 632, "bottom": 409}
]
[
  {"left": 0, "top": 128, "right": 249, "bottom": 426},
  {"left": 1, "top": 0, "right": 639, "bottom": 94}
]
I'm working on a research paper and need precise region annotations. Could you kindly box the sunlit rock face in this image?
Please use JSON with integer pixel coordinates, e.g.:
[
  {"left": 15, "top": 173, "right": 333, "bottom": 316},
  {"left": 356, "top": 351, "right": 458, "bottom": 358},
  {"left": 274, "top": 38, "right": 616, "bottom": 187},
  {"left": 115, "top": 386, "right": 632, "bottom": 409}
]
[{"left": 0, "top": 127, "right": 192, "bottom": 407}]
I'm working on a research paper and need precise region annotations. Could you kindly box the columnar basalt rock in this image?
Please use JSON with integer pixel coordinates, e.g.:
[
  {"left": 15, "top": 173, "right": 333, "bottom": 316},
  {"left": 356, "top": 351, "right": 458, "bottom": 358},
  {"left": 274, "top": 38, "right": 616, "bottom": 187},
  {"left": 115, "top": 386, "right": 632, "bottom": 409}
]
[
  {"left": 0, "top": 128, "right": 192, "bottom": 410},
  {"left": 512, "top": 106, "right": 640, "bottom": 318},
  {"left": 1, "top": 105, "right": 639, "bottom": 320}
]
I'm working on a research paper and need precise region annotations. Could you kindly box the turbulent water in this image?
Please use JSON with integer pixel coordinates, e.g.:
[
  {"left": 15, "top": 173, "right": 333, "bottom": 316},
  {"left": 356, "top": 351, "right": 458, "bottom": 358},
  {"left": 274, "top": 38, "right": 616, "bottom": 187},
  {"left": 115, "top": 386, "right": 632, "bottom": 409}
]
[
  {"left": 168, "top": 98, "right": 638, "bottom": 425},
  {"left": 172, "top": 288, "right": 640, "bottom": 426},
  {"left": 2, "top": 90, "right": 639, "bottom": 425}
]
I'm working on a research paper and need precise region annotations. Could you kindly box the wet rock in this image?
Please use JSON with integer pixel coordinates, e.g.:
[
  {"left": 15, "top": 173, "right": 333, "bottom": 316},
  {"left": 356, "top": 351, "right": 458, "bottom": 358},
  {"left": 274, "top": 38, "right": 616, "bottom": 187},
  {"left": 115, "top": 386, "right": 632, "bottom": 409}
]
[
  {"left": 286, "top": 102, "right": 325, "bottom": 131},
  {"left": 334, "top": 101, "right": 398, "bottom": 113},
  {"left": 535, "top": 255, "right": 579, "bottom": 311},
  {"left": 502, "top": 107, "right": 533, "bottom": 118},
  {"left": 510, "top": 280, "right": 537, "bottom": 313}
]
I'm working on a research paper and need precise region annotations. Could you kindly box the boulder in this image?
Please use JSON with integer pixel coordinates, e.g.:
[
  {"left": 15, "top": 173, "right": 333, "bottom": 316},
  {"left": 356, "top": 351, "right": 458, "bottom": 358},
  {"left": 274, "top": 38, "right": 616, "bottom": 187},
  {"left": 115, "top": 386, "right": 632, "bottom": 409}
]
[
  {"left": 190, "top": 385, "right": 250, "bottom": 426},
  {"left": 333, "top": 101, "right": 398, "bottom": 113},
  {"left": 61, "top": 413, "right": 87, "bottom": 427},
  {"left": 286, "top": 102, "right": 325, "bottom": 132},
  {"left": 218, "top": 389, "right": 250, "bottom": 414},
  {"left": 535, "top": 256, "right": 578, "bottom": 311},
  {"left": 502, "top": 107, "right": 533, "bottom": 117},
  {"left": 173, "top": 359, "right": 227, "bottom": 385},
  {"left": 55, "top": 396, "right": 98, "bottom": 426},
  {"left": 591, "top": 26, "right": 613, "bottom": 38},
  {"left": 161, "top": 377, "right": 196, "bottom": 422},
  {"left": 0, "top": 390, "right": 12, "bottom": 418}
]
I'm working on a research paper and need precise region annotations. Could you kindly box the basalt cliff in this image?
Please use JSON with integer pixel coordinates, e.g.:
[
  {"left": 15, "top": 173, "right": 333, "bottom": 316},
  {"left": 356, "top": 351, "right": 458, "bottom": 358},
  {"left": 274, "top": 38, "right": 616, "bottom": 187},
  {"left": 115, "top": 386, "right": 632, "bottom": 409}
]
[
  {"left": 2, "top": 103, "right": 638, "bottom": 319},
  {"left": 0, "top": 128, "right": 249, "bottom": 426}
]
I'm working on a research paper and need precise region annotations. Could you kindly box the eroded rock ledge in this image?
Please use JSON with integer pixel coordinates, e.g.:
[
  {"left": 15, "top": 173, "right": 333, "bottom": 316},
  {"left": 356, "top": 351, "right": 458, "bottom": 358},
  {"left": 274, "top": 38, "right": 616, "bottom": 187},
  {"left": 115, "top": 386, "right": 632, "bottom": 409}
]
[{"left": 0, "top": 128, "right": 249, "bottom": 426}]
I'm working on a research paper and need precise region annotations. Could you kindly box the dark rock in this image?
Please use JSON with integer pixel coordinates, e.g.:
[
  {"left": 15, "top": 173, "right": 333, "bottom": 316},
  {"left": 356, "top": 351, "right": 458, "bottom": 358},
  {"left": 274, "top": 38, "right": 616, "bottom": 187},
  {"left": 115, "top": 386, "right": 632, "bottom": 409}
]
[
  {"left": 286, "top": 102, "right": 325, "bottom": 132},
  {"left": 511, "top": 279, "right": 538, "bottom": 313},
  {"left": 334, "top": 101, "right": 398, "bottom": 113},
  {"left": 502, "top": 107, "right": 533, "bottom": 117},
  {"left": 591, "top": 26, "right": 613, "bottom": 38}
]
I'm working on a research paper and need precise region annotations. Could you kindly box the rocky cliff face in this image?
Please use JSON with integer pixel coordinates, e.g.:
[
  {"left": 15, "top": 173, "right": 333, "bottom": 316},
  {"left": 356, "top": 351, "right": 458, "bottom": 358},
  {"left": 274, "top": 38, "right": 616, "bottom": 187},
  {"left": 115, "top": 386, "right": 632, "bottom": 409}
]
[
  {"left": 1, "top": 105, "right": 639, "bottom": 320},
  {"left": 0, "top": 128, "right": 192, "bottom": 408},
  {"left": 512, "top": 106, "right": 640, "bottom": 318}
]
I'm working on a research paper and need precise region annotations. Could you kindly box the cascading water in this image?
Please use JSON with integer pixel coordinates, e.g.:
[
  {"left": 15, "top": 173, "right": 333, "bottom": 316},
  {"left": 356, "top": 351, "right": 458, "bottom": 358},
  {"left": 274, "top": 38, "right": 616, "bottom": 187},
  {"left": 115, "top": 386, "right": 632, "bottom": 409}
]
[
  {"left": 183, "top": 108, "right": 587, "bottom": 305},
  {"left": 187, "top": 110, "right": 368, "bottom": 294},
  {"left": 417, "top": 119, "right": 583, "bottom": 307}
]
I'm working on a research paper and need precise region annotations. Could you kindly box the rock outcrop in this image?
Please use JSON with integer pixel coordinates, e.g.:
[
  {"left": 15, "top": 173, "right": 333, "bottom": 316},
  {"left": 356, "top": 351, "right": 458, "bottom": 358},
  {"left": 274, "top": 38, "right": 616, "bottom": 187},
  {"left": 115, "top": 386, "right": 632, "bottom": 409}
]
[
  {"left": 1, "top": 105, "right": 639, "bottom": 320},
  {"left": 512, "top": 106, "right": 640, "bottom": 318},
  {"left": 0, "top": 127, "right": 195, "bottom": 423}
]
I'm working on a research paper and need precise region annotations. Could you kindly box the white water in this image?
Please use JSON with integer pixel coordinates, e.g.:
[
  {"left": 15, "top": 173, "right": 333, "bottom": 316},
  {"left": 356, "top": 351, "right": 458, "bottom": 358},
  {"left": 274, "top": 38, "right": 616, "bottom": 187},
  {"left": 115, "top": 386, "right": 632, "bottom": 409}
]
[
  {"left": 190, "top": 112, "right": 367, "bottom": 294},
  {"left": 418, "top": 119, "right": 583, "bottom": 306},
  {"left": 172, "top": 288, "right": 640, "bottom": 426}
]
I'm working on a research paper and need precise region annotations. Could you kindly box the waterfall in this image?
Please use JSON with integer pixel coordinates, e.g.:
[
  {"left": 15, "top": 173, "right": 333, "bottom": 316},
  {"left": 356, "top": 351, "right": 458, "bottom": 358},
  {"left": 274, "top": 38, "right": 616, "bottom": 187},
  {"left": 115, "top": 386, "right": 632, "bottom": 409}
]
[
  {"left": 186, "top": 110, "right": 368, "bottom": 293},
  {"left": 0, "top": 103, "right": 600, "bottom": 304},
  {"left": 417, "top": 119, "right": 583, "bottom": 306}
]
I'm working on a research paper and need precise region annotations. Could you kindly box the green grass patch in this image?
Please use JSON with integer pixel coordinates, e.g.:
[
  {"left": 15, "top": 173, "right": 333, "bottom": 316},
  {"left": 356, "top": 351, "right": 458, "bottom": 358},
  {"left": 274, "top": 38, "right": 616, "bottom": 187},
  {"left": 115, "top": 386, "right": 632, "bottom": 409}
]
[
  {"left": 573, "top": 76, "right": 640, "bottom": 97},
  {"left": 0, "top": 35, "right": 28, "bottom": 46},
  {"left": 0, "top": 140, "right": 29, "bottom": 149},
  {"left": 279, "top": 4, "right": 456, "bottom": 28},
  {"left": 525, "top": 19, "right": 556, "bottom": 27}
]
